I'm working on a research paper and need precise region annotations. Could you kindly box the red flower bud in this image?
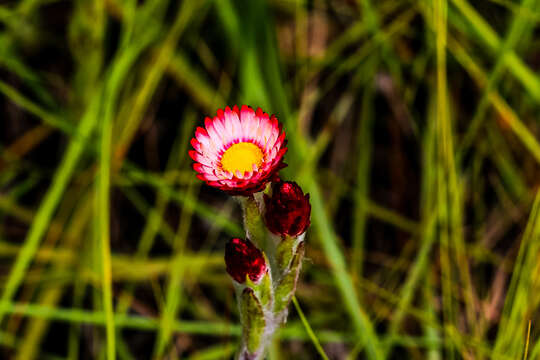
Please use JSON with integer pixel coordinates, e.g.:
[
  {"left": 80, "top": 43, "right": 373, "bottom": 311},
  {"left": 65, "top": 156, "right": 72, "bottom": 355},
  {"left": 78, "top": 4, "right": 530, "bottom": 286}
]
[
  {"left": 225, "top": 238, "right": 267, "bottom": 283},
  {"left": 264, "top": 181, "right": 311, "bottom": 237}
]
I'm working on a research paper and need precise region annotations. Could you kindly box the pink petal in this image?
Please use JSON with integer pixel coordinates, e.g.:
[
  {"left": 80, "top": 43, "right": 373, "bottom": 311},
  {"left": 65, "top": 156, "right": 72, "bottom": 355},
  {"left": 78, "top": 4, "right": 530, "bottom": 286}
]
[{"left": 190, "top": 138, "right": 201, "bottom": 152}]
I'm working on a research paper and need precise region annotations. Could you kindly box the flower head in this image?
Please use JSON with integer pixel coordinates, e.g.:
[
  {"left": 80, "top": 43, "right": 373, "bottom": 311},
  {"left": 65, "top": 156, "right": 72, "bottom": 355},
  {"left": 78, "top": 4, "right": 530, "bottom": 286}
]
[
  {"left": 264, "top": 181, "right": 311, "bottom": 237},
  {"left": 225, "top": 238, "right": 267, "bottom": 283},
  {"left": 189, "top": 105, "right": 287, "bottom": 195}
]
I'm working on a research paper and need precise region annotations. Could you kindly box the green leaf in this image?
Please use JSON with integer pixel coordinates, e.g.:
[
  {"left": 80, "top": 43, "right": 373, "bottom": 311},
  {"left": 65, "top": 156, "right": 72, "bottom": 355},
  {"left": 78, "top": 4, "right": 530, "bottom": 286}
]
[
  {"left": 274, "top": 242, "right": 304, "bottom": 314},
  {"left": 240, "top": 196, "right": 267, "bottom": 249},
  {"left": 258, "top": 272, "right": 272, "bottom": 308},
  {"left": 240, "top": 288, "right": 266, "bottom": 354},
  {"left": 276, "top": 235, "right": 297, "bottom": 271},
  {"left": 245, "top": 254, "right": 273, "bottom": 309}
]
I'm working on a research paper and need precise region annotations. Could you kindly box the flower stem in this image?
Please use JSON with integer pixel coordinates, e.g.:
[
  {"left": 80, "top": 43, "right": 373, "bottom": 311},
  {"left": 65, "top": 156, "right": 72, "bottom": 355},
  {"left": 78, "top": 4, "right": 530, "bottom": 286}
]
[{"left": 235, "top": 192, "right": 305, "bottom": 359}]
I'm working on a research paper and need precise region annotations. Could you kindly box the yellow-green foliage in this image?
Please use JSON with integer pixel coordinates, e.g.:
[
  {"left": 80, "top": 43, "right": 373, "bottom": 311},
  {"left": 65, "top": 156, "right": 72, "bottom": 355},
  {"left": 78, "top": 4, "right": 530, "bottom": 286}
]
[{"left": 0, "top": 0, "right": 539, "bottom": 359}]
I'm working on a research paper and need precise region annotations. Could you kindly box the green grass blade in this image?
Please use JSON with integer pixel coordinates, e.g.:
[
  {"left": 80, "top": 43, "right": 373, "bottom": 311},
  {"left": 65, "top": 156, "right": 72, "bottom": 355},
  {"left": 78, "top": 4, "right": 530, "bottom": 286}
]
[
  {"left": 97, "top": 79, "right": 115, "bottom": 360},
  {"left": 493, "top": 191, "right": 540, "bottom": 357},
  {"left": 450, "top": 0, "right": 540, "bottom": 102},
  {"left": 305, "top": 178, "right": 382, "bottom": 360},
  {"left": 459, "top": 0, "right": 539, "bottom": 156},
  {"left": 352, "top": 81, "right": 375, "bottom": 284},
  {"left": 292, "top": 296, "right": 329, "bottom": 360},
  {"left": 0, "top": 93, "right": 101, "bottom": 325}
]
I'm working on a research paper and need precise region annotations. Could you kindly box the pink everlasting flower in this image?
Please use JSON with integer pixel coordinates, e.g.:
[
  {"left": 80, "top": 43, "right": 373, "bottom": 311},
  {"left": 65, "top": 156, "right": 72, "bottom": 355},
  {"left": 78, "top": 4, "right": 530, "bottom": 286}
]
[
  {"left": 264, "top": 181, "right": 311, "bottom": 237},
  {"left": 225, "top": 238, "right": 267, "bottom": 283},
  {"left": 189, "top": 105, "right": 287, "bottom": 195}
]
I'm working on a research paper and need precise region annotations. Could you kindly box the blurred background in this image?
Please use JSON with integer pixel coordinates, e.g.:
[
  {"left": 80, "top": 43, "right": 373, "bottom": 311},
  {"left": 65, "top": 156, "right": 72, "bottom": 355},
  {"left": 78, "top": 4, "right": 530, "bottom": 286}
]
[{"left": 1, "top": 0, "right": 540, "bottom": 359}]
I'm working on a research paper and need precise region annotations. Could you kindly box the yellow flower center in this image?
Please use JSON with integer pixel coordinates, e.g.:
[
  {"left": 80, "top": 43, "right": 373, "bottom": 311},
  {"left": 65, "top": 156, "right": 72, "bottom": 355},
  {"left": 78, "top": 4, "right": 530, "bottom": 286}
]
[{"left": 221, "top": 142, "right": 264, "bottom": 174}]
